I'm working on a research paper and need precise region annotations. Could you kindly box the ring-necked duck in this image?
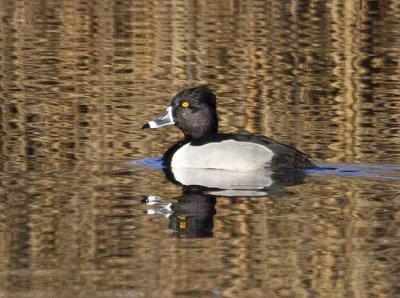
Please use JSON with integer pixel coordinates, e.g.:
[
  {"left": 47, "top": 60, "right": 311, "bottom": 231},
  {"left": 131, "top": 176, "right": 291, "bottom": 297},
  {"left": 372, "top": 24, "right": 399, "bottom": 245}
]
[{"left": 142, "top": 87, "right": 315, "bottom": 171}]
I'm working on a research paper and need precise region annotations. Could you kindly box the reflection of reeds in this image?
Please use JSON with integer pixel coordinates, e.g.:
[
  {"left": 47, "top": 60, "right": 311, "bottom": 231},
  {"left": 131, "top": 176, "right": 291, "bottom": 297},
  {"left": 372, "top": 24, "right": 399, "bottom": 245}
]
[{"left": 0, "top": 0, "right": 400, "bottom": 297}]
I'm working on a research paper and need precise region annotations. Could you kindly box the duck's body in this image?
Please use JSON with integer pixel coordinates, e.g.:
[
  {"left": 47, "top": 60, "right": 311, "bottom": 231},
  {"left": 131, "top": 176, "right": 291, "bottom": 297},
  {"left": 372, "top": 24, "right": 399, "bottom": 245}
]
[
  {"left": 163, "top": 133, "right": 314, "bottom": 171},
  {"left": 143, "top": 87, "right": 315, "bottom": 171}
]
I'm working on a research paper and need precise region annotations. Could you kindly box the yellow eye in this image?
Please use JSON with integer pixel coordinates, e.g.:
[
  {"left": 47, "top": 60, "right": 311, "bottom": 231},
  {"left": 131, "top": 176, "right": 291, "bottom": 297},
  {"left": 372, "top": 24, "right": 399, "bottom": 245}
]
[{"left": 181, "top": 101, "right": 190, "bottom": 108}]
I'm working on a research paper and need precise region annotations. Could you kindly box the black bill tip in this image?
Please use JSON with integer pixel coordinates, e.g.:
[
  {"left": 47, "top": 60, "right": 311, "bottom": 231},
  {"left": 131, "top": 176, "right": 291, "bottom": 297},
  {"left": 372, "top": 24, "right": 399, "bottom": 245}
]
[{"left": 142, "top": 123, "right": 150, "bottom": 129}]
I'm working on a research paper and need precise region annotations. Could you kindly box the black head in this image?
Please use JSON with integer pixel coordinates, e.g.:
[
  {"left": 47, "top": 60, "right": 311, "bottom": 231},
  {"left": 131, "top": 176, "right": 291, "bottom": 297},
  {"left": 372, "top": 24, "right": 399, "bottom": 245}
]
[
  {"left": 143, "top": 87, "right": 218, "bottom": 139},
  {"left": 171, "top": 87, "right": 218, "bottom": 139}
]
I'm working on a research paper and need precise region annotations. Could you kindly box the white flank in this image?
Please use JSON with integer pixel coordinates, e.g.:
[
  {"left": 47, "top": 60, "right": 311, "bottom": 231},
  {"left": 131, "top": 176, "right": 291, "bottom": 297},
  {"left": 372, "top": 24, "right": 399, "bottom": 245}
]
[{"left": 171, "top": 140, "right": 273, "bottom": 171}]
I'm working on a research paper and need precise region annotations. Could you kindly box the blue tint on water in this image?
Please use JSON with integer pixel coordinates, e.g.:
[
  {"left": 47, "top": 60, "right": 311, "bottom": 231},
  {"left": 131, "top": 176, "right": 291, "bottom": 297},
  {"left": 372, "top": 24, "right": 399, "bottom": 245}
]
[
  {"left": 129, "top": 157, "right": 164, "bottom": 170},
  {"left": 130, "top": 159, "right": 400, "bottom": 181},
  {"left": 306, "top": 163, "right": 400, "bottom": 180}
]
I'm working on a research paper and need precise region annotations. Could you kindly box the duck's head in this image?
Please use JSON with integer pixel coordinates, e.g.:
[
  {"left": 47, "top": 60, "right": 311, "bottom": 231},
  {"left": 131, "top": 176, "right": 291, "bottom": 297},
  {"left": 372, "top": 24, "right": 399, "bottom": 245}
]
[{"left": 142, "top": 87, "right": 218, "bottom": 139}]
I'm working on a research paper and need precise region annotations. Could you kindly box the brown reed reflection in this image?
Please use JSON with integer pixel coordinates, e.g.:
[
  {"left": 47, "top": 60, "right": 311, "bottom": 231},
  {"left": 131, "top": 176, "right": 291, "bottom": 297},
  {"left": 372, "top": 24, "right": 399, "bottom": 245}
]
[{"left": 0, "top": 0, "right": 400, "bottom": 297}]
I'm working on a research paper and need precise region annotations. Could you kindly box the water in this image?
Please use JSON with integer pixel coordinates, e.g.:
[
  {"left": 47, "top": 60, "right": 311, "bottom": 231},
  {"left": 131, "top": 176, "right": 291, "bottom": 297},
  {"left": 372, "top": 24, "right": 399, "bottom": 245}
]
[{"left": 1, "top": 1, "right": 400, "bottom": 297}]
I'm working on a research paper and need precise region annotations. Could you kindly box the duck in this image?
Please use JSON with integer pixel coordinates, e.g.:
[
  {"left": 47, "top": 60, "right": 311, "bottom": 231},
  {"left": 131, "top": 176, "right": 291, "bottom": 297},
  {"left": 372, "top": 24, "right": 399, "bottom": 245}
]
[{"left": 142, "top": 86, "right": 315, "bottom": 172}]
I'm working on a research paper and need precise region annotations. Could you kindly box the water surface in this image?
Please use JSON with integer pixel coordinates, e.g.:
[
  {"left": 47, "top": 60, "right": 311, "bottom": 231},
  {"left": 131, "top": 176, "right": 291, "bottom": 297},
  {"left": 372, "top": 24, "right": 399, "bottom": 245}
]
[{"left": 1, "top": 1, "right": 400, "bottom": 297}]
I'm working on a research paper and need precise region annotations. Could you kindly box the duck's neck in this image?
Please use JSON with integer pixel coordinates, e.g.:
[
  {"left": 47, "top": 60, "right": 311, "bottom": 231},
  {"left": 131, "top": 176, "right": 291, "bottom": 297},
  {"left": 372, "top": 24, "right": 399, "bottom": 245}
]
[
  {"left": 183, "top": 121, "right": 218, "bottom": 140},
  {"left": 179, "top": 107, "right": 218, "bottom": 139}
]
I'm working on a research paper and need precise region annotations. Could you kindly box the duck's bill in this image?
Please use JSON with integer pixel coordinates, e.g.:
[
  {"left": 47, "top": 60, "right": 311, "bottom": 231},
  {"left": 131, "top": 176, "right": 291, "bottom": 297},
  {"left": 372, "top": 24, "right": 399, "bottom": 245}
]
[{"left": 142, "top": 106, "right": 174, "bottom": 129}]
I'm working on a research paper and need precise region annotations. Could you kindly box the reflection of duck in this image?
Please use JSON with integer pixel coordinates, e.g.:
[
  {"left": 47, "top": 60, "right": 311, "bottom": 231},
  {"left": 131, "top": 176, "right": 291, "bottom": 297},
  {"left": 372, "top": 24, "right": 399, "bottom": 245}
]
[
  {"left": 143, "top": 87, "right": 315, "bottom": 171},
  {"left": 142, "top": 169, "right": 306, "bottom": 238},
  {"left": 164, "top": 167, "right": 306, "bottom": 197},
  {"left": 169, "top": 188, "right": 216, "bottom": 238},
  {"left": 142, "top": 188, "right": 216, "bottom": 238}
]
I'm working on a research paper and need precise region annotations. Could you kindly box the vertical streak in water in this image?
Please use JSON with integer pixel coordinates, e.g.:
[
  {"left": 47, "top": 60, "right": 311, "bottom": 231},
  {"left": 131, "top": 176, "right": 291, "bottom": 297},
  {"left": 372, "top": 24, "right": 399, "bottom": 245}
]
[
  {"left": 331, "top": 0, "right": 359, "bottom": 162},
  {"left": 171, "top": 0, "right": 191, "bottom": 87},
  {"left": 0, "top": 2, "right": 34, "bottom": 288},
  {"left": 0, "top": 1, "right": 27, "bottom": 173},
  {"left": 185, "top": 0, "right": 198, "bottom": 83},
  {"left": 244, "top": 2, "right": 263, "bottom": 133},
  {"left": 343, "top": 1, "right": 359, "bottom": 162}
]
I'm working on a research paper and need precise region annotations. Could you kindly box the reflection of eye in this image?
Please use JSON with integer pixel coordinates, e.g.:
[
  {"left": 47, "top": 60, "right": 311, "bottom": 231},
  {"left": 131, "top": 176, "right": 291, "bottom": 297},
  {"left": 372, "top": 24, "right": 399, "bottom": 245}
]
[{"left": 181, "top": 101, "right": 190, "bottom": 108}]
